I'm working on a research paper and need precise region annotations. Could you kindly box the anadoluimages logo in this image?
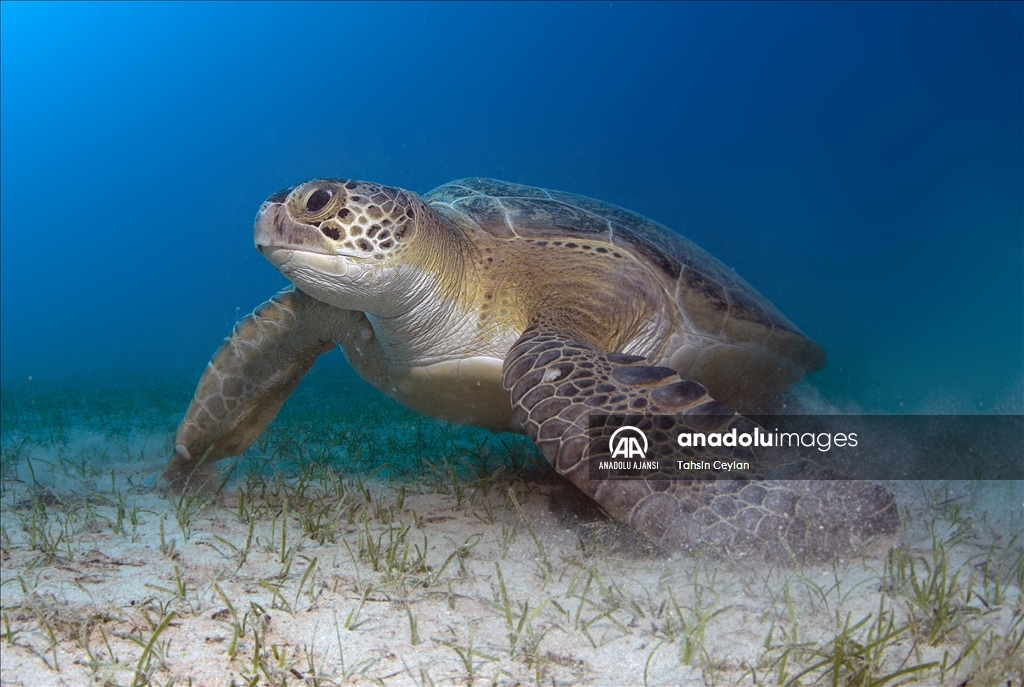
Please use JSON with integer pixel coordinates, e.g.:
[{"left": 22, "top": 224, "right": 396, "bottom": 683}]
[{"left": 608, "top": 425, "right": 648, "bottom": 459}]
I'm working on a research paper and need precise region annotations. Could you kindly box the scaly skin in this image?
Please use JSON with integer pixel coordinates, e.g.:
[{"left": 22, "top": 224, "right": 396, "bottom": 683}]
[
  {"left": 163, "top": 288, "right": 385, "bottom": 489},
  {"left": 502, "top": 321, "right": 898, "bottom": 560}
]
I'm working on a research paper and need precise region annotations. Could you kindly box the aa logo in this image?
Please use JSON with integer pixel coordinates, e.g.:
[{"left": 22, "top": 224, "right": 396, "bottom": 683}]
[{"left": 609, "top": 425, "right": 648, "bottom": 460}]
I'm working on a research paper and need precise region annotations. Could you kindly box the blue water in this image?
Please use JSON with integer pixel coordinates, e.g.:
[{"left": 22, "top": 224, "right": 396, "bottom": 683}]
[{"left": 1, "top": 1, "right": 1021, "bottom": 413}]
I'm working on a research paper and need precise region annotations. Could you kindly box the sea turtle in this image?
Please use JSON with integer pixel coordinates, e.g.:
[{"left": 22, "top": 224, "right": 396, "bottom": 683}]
[{"left": 164, "top": 177, "right": 898, "bottom": 558}]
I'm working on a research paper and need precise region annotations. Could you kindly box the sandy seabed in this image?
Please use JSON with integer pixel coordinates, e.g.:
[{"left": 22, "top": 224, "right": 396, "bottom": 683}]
[{"left": 0, "top": 380, "right": 1021, "bottom": 686}]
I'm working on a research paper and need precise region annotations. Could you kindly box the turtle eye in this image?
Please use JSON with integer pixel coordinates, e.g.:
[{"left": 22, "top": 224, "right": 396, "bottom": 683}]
[{"left": 305, "top": 188, "right": 332, "bottom": 213}]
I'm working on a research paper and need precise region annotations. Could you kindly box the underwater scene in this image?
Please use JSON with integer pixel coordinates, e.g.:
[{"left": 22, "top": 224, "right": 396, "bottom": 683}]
[{"left": 1, "top": 2, "right": 1021, "bottom": 685}]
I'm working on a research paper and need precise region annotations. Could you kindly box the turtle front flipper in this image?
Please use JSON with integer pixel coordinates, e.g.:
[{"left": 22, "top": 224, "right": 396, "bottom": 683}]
[
  {"left": 164, "top": 287, "right": 385, "bottom": 490},
  {"left": 502, "top": 322, "right": 899, "bottom": 560}
]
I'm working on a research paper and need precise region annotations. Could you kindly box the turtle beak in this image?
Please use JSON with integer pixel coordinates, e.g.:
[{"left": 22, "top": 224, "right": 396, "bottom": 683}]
[{"left": 254, "top": 202, "right": 334, "bottom": 262}]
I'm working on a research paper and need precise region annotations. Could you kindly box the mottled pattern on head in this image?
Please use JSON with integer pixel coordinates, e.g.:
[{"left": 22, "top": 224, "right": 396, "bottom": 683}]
[{"left": 277, "top": 179, "right": 420, "bottom": 261}]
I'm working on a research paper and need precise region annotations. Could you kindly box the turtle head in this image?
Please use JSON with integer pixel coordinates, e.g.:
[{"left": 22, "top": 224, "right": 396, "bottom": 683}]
[{"left": 255, "top": 179, "right": 461, "bottom": 315}]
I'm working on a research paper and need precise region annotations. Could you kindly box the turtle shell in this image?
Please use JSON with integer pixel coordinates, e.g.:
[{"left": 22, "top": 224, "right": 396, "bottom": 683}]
[{"left": 424, "top": 178, "right": 825, "bottom": 375}]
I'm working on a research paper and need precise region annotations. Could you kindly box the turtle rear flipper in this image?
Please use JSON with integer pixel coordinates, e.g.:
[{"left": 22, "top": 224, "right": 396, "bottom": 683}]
[
  {"left": 163, "top": 287, "right": 386, "bottom": 491},
  {"left": 502, "top": 319, "right": 899, "bottom": 560}
]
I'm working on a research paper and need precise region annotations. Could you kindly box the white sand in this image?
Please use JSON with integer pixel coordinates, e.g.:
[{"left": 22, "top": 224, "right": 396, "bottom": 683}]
[{"left": 1, "top": 424, "right": 1021, "bottom": 686}]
